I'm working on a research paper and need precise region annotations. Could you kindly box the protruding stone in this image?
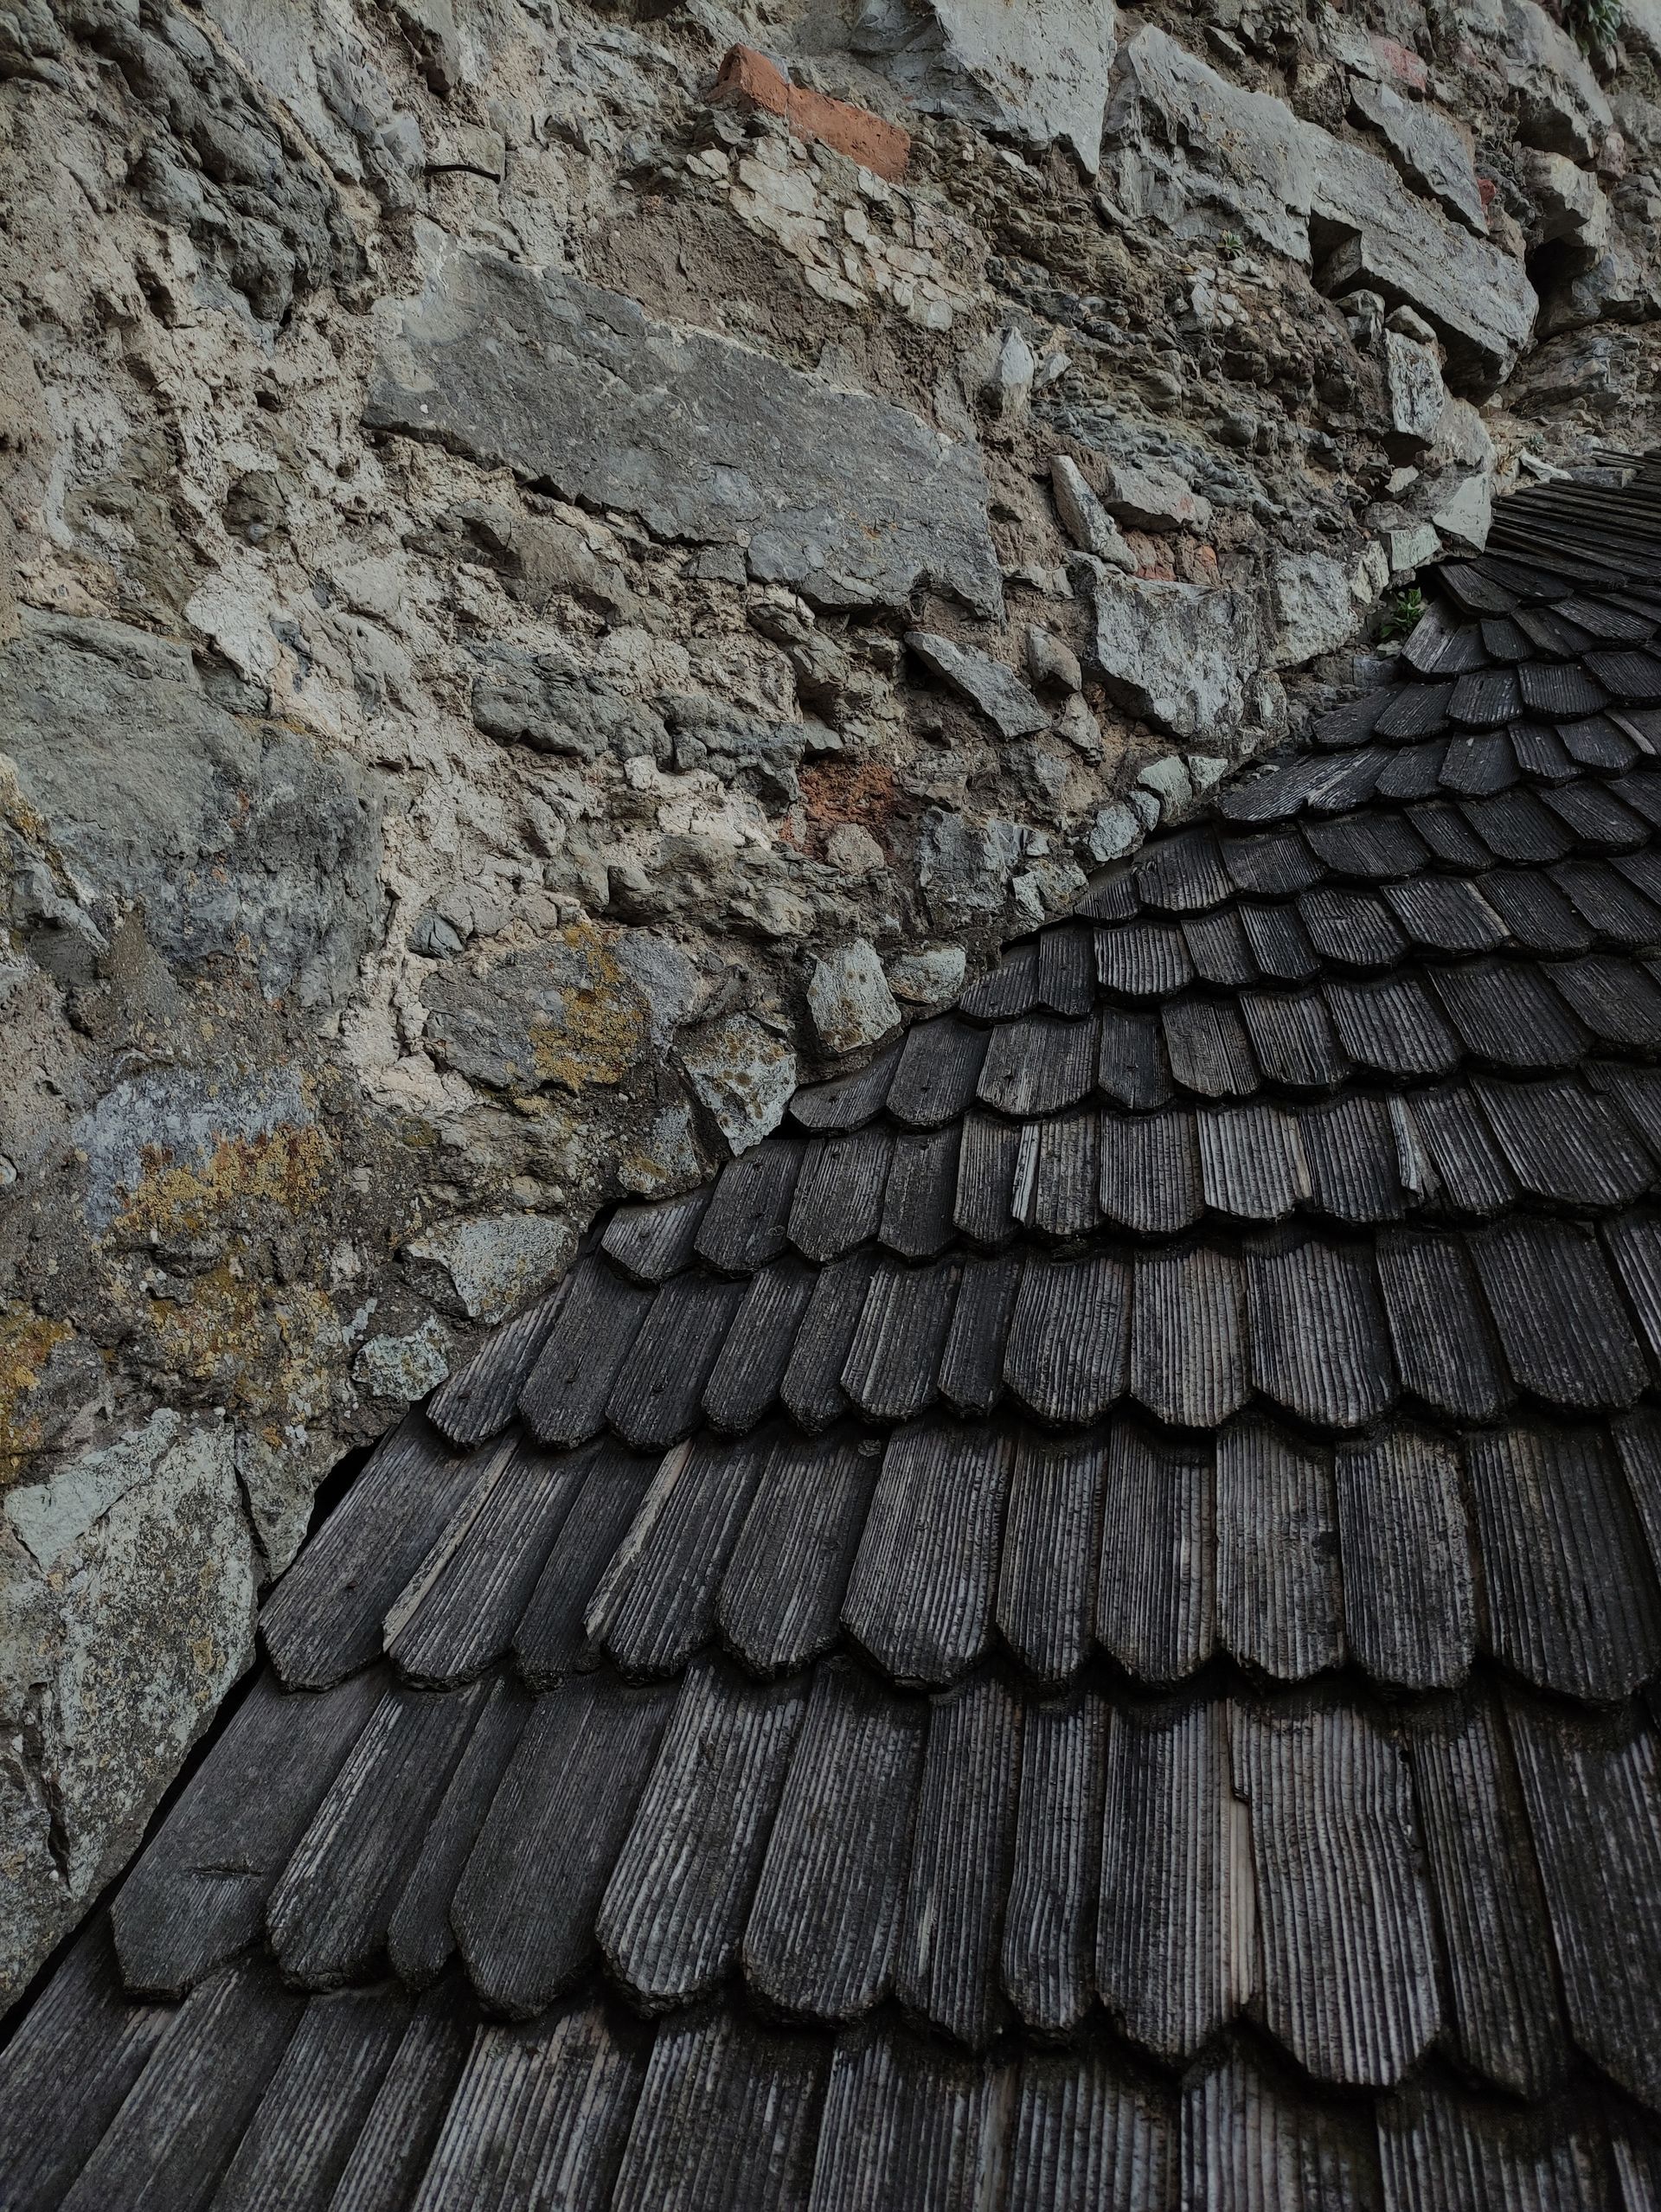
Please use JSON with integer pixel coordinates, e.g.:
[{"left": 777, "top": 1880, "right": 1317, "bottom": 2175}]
[
  {"left": 1386, "top": 304, "right": 1440, "bottom": 344},
  {"left": 0, "top": 612, "right": 382, "bottom": 1009},
  {"left": 1388, "top": 523, "right": 1441, "bottom": 573},
  {"left": 1308, "top": 131, "right": 1537, "bottom": 388},
  {"left": 428, "top": 123, "right": 505, "bottom": 179},
  {"left": 1100, "top": 28, "right": 1534, "bottom": 388},
  {"left": 1512, "top": 324, "right": 1641, "bottom": 414},
  {"left": 0, "top": 1412, "right": 258, "bottom": 1997},
  {"left": 1353, "top": 543, "right": 1391, "bottom": 603},
  {"left": 423, "top": 925, "right": 697, "bottom": 1095},
  {"left": 1349, "top": 79, "right": 1488, "bottom": 234},
  {"left": 1523, "top": 150, "right": 1612, "bottom": 248},
  {"left": 1051, "top": 457, "right": 1136, "bottom": 568},
  {"left": 1383, "top": 330, "right": 1446, "bottom": 451},
  {"left": 1338, "top": 287, "right": 1388, "bottom": 348},
  {"left": 917, "top": 808, "right": 1030, "bottom": 922},
  {"left": 1434, "top": 397, "right": 1496, "bottom": 471},
  {"left": 1100, "top": 458, "right": 1213, "bottom": 533},
  {"left": 855, "top": 0, "right": 1119, "bottom": 171},
  {"left": 981, "top": 326, "right": 1035, "bottom": 418},
  {"left": 886, "top": 945, "right": 967, "bottom": 1003},
  {"left": 906, "top": 632, "right": 1050, "bottom": 739},
  {"left": 1056, "top": 692, "right": 1105, "bottom": 761},
  {"left": 1101, "top": 26, "right": 1313, "bottom": 261},
  {"left": 1269, "top": 552, "right": 1363, "bottom": 666},
  {"left": 806, "top": 940, "right": 903, "bottom": 1057},
  {"left": 682, "top": 1016, "right": 798, "bottom": 1154},
  {"left": 1086, "top": 798, "right": 1142, "bottom": 861},
  {"left": 1461, "top": 0, "right": 1613, "bottom": 162},
  {"left": 1026, "top": 625, "right": 1083, "bottom": 693},
  {"left": 1538, "top": 240, "right": 1645, "bottom": 338},
  {"left": 1431, "top": 473, "right": 1493, "bottom": 551},
  {"left": 355, "top": 1315, "right": 452, "bottom": 1401},
  {"left": 1090, "top": 573, "right": 1261, "bottom": 743},
  {"left": 407, "top": 1212, "right": 576, "bottom": 1324},
  {"left": 1137, "top": 755, "right": 1195, "bottom": 817},
  {"left": 620, "top": 1104, "right": 706, "bottom": 1199}
]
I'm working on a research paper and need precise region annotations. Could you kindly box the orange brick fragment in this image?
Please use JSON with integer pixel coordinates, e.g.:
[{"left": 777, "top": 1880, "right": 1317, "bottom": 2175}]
[{"left": 714, "top": 44, "right": 910, "bottom": 183}]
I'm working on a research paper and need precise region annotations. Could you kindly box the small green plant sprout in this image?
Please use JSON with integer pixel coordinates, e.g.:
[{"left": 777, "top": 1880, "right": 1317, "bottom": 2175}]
[
  {"left": 1380, "top": 587, "right": 1426, "bottom": 643},
  {"left": 1561, "top": 0, "right": 1623, "bottom": 54}
]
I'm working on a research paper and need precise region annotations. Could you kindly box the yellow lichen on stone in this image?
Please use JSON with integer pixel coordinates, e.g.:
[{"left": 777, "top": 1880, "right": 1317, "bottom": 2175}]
[
  {"left": 529, "top": 920, "right": 650, "bottom": 1093},
  {"left": 113, "top": 1123, "right": 334, "bottom": 1240},
  {"left": 0, "top": 1305, "right": 74, "bottom": 1473},
  {"left": 144, "top": 1255, "right": 338, "bottom": 1420}
]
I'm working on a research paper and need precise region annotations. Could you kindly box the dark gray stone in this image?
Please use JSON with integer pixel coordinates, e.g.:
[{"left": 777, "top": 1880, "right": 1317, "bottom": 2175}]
[
  {"left": 470, "top": 645, "right": 670, "bottom": 766},
  {"left": 1308, "top": 133, "right": 1536, "bottom": 388},
  {"left": 905, "top": 633, "right": 1049, "bottom": 739},
  {"left": 852, "top": 0, "right": 1119, "bottom": 171},
  {"left": 1452, "top": 0, "right": 1613, "bottom": 161},
  {"left": 423, "top": 925, "right": 697, "bottom": 1094},
  {"left": 1101, "top": 29, "right": 1535, "bottom": 388},
  {"left": 0, "top": 613, "right": 382, "bottom": 1007},
  {"left": 1090, "top": 573, "right": 1261, "bottom": 741},
  {"left": 1100, "top": 27, "right": 1313, "bottom": 262},
  {"left": 1348, "top": 80, "right": 1487, "bottom": 234},
  {"left": 367, "top": 246, "right": 1002, "bottom": 617}
]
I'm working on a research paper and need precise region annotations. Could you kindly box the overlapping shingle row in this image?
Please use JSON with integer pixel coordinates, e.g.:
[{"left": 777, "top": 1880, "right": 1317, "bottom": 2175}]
[
  {"left": 232, "top": 1404, "right": 1661, "bottom": 1706},
  {"left": 85, "top": 1639, "right": 1661, "bottom": 2095}
]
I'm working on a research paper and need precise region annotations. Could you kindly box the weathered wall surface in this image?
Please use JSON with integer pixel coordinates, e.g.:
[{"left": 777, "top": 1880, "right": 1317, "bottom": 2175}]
[{"left": 1, "top": 0, "right": 1658, "bottom": 1998}]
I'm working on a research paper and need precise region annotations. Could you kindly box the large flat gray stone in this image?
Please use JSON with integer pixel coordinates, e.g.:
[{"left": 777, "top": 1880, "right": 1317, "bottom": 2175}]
[
  {"left": 854, "top": 0, "right": 1118, "bottom": 171},
  {"left": 1100, "top": 27, "right": 1313, "bottom": 263},
  {"left": 1, "top": 1412, "right": 257, "bottom": 1997},
  {"left": 367, "top": 241, "right": 1003, "bottom": 618},
  {"left": 1090, "top": 573, "right": 1262, "bottom": 741}
]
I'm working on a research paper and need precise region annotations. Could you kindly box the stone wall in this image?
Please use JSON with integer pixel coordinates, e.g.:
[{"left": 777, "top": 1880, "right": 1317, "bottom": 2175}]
[{"left": 1, "top": 0, "right": 1659, "bottom": 2000}]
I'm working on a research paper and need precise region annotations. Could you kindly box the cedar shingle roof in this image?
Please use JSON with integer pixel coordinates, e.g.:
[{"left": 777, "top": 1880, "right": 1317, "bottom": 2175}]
[{"left": 9, "top": 470, "right": 1661, "bottom": 2207}]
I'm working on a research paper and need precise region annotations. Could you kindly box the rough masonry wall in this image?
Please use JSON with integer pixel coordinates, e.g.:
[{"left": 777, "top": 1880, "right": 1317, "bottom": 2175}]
[{"left": 1, "top": 0, "right": 1660, "bottom": 1999}]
